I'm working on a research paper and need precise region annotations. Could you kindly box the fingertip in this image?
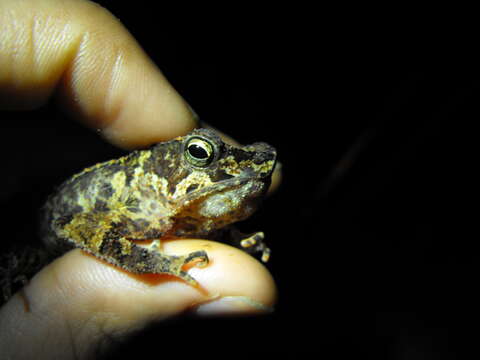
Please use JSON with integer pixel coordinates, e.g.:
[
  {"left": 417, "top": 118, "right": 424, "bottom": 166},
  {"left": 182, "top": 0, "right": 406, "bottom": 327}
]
[
  {"left": 268, "top": 160, "right": 283, "bottom": 195},
  {"left": 99, "top": 110, "right": 198, "bottom": 150},
  {"left": 163, "top": 240, "right": 278, "bottom": 315}
]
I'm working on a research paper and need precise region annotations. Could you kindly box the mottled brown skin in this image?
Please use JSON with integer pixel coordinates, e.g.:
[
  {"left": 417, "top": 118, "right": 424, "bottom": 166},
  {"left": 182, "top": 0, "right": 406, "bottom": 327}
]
[{"left": 40, "top": 129, "right": 276, "bottom": 286}]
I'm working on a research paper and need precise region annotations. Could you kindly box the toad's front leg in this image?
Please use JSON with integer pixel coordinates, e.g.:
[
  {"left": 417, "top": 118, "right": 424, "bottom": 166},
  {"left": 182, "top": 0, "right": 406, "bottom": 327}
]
[{"left": 225, "top": 228, "right": 271, "bottom": 263}]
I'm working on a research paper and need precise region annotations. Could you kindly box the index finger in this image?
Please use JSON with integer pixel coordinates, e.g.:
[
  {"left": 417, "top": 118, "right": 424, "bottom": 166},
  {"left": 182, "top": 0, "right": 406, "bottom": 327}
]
[{"left": 0, "top": 0, "right": 196, "bottom": 149}]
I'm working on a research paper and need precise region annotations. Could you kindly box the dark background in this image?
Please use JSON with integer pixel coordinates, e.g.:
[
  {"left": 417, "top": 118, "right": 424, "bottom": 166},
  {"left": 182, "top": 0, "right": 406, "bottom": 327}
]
[{"left": 1, "top": 3, "right": 477, "bottom": 358}]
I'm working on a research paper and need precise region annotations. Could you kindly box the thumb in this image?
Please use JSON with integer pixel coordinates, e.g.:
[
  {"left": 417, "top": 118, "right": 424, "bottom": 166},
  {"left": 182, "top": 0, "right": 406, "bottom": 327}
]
[{"left": 0, "top": 240, "right": 276, "bottom": 359}]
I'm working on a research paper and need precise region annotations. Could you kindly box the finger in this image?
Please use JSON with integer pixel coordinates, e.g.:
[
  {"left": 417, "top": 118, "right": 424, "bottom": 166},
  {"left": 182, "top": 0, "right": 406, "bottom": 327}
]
[
  {"left": 0, "top": 240, "right": 276, "bottom": 359},
  {"left": 0, "top": 0, "right": 197, "bottom": 149}
]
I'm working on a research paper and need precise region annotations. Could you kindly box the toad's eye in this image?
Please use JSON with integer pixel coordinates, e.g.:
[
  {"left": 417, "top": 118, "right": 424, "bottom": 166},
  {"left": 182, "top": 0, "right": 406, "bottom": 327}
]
[{"left": 185, "top": 137, "right": 214, "bottom": 167}]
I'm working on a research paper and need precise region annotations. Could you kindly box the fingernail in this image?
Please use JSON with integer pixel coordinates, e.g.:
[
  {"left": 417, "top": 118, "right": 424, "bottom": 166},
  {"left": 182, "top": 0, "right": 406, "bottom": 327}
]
[{"left": 195, "top": 296, "right": 274, "bottom": 316}]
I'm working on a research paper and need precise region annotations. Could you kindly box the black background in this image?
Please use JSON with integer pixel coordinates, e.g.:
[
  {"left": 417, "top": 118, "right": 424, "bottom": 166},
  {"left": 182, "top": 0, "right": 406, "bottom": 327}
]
[{"left": 1, "top": 3, "right": 477, "bottom": 358}]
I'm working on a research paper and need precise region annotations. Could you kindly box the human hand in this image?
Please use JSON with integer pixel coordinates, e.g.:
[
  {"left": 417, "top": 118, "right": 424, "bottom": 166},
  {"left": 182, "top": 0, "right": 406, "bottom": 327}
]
[{"left": 0, "top": 0, "right": 277, "bottom": 358}]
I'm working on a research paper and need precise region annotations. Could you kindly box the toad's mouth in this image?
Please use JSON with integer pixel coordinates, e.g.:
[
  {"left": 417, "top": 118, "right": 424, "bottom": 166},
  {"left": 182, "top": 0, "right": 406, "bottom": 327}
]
[
  {"left": 174, "top": 171, "right": 272, "bottom": 208},
  {"left": 170, "top": 175, "right": 270, "bottom": 229}
]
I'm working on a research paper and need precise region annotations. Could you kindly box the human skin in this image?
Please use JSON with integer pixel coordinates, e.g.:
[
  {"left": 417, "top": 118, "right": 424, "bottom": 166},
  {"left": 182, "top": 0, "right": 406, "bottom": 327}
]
[{"left": 0, "top": 0, "right": 279, "bottom": 358}]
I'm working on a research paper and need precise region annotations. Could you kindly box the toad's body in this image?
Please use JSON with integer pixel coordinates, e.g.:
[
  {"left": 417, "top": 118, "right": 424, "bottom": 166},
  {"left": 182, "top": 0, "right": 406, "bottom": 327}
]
[{"left": 40, "top": 129, "right": 276, "bottom": 285}]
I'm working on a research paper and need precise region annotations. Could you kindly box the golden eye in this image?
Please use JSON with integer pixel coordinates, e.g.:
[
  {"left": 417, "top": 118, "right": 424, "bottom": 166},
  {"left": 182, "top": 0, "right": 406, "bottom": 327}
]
[{"left": 185, "top": 137, "right": 214, "bottom": 167}]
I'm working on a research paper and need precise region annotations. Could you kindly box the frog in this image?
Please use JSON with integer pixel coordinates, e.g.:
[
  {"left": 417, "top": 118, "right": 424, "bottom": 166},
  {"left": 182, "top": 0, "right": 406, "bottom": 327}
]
[{"left": 40, "top": 128, "right": 277, "bottom": 286}]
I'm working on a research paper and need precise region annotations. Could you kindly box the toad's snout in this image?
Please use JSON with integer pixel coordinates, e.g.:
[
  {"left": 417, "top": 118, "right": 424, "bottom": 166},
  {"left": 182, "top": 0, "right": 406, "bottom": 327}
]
[{"left": 248, "top": 142, "right": 277, "bottom": 177}]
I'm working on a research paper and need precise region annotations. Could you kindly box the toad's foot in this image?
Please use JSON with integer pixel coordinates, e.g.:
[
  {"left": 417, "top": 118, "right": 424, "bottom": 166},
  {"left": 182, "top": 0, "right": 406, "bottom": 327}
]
[
  {"left": 159, "top": 250, "right": 209, "bottom": 287},
  {"left": 141, "top": 240, "right": 209, "bottom": 285}
]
